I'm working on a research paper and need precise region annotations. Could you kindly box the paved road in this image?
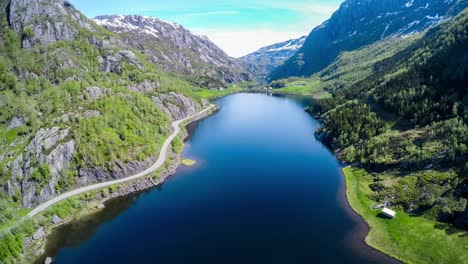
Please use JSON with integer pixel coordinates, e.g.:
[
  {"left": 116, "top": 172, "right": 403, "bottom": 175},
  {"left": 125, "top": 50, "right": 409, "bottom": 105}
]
[{"left": 27, "top": 105, "right": 216, "bottom": 218}]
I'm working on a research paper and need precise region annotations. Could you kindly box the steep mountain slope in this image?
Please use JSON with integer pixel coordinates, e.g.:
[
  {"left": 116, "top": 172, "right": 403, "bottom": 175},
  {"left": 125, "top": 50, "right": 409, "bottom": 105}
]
[
  {"left": 0, "top": 1, "right": 222, "bottom": 261},
  {"left": 310, "top": 9, "right": 468, "bottom": 231},
  {"left": 93, "top": 15, "right": 251, "bottom": 88},
  {"left": 270, "top": 0, "right": 468, "bottom": 80},
  {"left": 240, "top": 36, "right": 306, "bottom": 81}
]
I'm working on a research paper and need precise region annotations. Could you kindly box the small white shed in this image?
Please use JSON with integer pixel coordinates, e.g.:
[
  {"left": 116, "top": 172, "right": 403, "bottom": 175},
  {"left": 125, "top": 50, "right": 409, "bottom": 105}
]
[{"left": 381, "top": 207, "right": 396, "bottom": 219}]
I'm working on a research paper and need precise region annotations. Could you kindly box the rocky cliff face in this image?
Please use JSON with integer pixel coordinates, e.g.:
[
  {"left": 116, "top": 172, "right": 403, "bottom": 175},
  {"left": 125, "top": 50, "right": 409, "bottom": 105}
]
[
  {"left": 270, "top": 0, "right": 468, "bottom": 80},
  {"left": 8, "top": 0, "right": 93, "bottom": 48},
  {"left": 240, "top": 36, "right": 306, "bottom": 82},
  {"left": 6, "top": 127, "right": 76, "bottom": 208},
  {"left": 93, "top": 15, "right": 252, "bottom": 88}
]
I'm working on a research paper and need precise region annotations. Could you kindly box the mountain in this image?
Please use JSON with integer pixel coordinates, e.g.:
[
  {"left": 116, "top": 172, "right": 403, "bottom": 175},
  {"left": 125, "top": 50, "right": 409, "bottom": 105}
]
[
  {"left": 309, "top": 9, "right": 468, "bottom": 231},
  {"left": 93, "top": 15, "right": 251, "bottom": 88},
  {"left": 240, "top": 36, "right": 306, "bottom": 81},
  {"left": 270, "top": 0, "right": 468, "bottom": 80}
]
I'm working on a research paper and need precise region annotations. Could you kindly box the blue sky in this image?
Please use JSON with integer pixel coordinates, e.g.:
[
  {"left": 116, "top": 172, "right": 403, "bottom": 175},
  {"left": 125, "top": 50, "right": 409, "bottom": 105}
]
[{"left": 70, "top": 0, "right": 343, "bottom": 57}]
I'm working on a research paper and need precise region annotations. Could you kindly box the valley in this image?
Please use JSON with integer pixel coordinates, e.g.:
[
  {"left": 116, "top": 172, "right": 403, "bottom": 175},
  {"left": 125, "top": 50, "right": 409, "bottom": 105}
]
[{"left": 0, "top": 0, "right": 467, "bottom": 263}]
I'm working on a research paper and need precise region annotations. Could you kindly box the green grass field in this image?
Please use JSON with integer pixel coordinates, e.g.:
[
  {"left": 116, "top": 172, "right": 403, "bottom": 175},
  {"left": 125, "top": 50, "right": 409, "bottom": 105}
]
[
  {"left": 194, "top": 86, "right": 245, "bottom": 99},
  {"left": 343, "top": 167, "right": 468, "bottom": 264},
  {"left": 274, "top": 78, "right": 331, "bottom": 99}
]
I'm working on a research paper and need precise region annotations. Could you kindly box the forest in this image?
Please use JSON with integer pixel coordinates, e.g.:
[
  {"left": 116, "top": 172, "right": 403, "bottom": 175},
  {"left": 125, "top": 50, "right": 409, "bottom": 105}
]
[{"left": 309, "top": 10, "right": 468, "bottom": 229}]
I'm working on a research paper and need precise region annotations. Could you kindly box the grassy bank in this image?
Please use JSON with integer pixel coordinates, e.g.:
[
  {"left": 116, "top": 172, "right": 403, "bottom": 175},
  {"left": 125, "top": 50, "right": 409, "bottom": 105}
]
[
  {"left": 343, "top": 167, "right": 468, "bottom": 264},
  {"left": 271, "top": 78, "right": 331, "bottom": 99},
  {"left": 194, "top": 86, "right": 245, "bottom": 100}
]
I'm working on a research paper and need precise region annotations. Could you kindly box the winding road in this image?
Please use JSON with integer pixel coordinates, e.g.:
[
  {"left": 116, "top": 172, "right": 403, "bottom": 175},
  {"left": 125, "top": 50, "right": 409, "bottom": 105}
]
[{"left": 27, "top": 104, "right": 216, "bottom": 218}]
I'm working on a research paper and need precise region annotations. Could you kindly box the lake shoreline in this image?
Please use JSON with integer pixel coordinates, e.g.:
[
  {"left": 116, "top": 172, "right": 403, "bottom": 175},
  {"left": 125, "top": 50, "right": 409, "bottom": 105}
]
[
  {"left": 336, "top": 168, "right": 402, "bottom": 264},
  {"left": 27, "top": 105, "right": 220, "bottom": 264}
]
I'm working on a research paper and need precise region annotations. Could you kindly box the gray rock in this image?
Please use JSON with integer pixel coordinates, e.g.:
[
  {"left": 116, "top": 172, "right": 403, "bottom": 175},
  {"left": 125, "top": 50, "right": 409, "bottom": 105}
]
[
  {"left": 97, "top": 203, "right": 105, "bottom": 209},
  {"left": 45, "top": 257, "right": 53, "bottom": 264},
  {"left": 83, "top": 110, "right": 101, "bottom": 119},
  {"left": 21, "top": 126, "right": 75, "bottom": 208},
  {"left": 45, "top": 140, "right": 75, "bottom": 177},
  {"left": 9, "top": 0, "right": 93, "bottom": 48},
  {"left": 32, "top": 227, "right": 45, "bottom": 240},
  {"left": 128, "top": 79, "right": 159, "bottom": 94},
  {"left": 152, "top": 92, "right": 200, "bottom": 120},
  {"left": 51, "top": 214, "right": 62, "bottom": 224},
  {"left": 5, "top": 181, "right": 16, "bottom": 197},
  {"left": 7, "top": 116, "right": 26, "bottom": 130},
  {"left": 11, "top": 154, "right": 23, "bottom": 180},
  {"left": 86, "top": 87, "right": 104, "bottom": 102},
  {"left": 99, "top": 50, "right": 142, "bottom": 74},
  {"left": 27, "top": 127, "right": 70, "bottom": 158}
]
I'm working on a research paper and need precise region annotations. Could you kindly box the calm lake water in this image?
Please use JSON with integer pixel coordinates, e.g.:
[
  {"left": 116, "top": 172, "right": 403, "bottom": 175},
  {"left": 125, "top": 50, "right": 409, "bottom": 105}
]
[{"left": 44, "top": 93, "right": 396, "bottom": 264}]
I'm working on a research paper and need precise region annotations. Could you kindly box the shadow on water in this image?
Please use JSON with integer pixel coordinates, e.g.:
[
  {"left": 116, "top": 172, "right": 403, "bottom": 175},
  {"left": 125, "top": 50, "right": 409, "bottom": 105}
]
[{"left": 35, "top": 188, "right": 159, "bottom": 264}]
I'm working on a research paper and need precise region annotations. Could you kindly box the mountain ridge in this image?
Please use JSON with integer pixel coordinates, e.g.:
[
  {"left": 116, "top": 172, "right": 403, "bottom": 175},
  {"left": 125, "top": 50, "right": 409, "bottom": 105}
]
[
  {"left": 270, "top": 0, "right": 468, "bottom": 80},
  {"left": 240, "top": 36, "right": 306, "bottom": 82},
  {"left": 93, "top": 14, "right": 252, "bottom": 88}
]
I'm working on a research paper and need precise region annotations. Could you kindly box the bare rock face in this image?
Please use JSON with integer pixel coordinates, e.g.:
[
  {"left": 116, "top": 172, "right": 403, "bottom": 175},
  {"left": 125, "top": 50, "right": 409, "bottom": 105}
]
[
  {"left": 8, "top": 0, "right": 93, "bottom": 48},
  {"left": 152, "top": 92, "right": 201, "bottom": 120},
  {"left": 99, "top": 50, "right": 142, "bottom": 74},
  {"left": 76, "top": 152, "right": 159, "bottom": 186},
  {"left": 18, "top": 127, "right": 76, "bottom": 208}
]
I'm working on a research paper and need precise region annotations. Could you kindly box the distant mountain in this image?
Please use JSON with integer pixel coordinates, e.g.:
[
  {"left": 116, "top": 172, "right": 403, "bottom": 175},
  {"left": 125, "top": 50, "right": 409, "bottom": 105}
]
[
  {"left": 93, "top": 15, "right": 252, "bottom": 88},
  {"left": 270, "top": 0, "right": 468, "bottom": 80},
  {"left": 240, "top": 36, "right": 306, "bottom": 81}
]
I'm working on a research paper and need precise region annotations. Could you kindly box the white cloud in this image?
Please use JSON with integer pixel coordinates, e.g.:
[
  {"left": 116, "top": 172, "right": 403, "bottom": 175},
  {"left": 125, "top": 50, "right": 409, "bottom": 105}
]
[{"left": 192, "top": 28, "right": 306, "bottom": 58}]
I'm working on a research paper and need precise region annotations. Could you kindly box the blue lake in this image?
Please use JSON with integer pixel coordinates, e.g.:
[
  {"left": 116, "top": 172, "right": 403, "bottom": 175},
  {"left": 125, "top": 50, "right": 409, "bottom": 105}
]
[{"left": 46, "top": 93, "right": 396, "bottom": 263}]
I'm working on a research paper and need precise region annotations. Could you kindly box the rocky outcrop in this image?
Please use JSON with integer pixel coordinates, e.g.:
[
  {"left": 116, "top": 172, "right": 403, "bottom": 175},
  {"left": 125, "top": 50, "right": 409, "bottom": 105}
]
[
  {"left": 86, "top": 86, "right": 110, "bottom": 102},
  {"left": 152, "top": 92, "right": 206, "bottom": 120},
  {"left": 13, "top": 127, "right": 76, "bottom": 208},
  {"left": 77, "top": 152, "right": 158, "bottom": 186},
  {"left": 7, "top": 116, "right": 26, "bottom": 130},
  {"left": 32, "top": 226, "right": 45, "bottom": 240},
  {"left": 98, "top": 50, "right": 142, "bottom": 74},
  {"left": 128, "top": 79, "right": 159, "bottom": 94},
  {"left": 8, "top": 0, "right": 93, "bottom": 48}
]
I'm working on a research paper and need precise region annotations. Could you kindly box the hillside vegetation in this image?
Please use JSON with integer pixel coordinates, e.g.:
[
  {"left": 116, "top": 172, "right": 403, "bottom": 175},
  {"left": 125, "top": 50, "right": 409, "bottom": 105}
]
[{"left": 312, "top": 10, "right": 468, "bottom": 232}]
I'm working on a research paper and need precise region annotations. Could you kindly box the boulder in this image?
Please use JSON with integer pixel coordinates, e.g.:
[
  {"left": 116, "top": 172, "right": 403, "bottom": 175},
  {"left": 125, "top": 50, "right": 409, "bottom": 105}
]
[
  {"left": 51, "top": 214, "right": 62, "bottom": 224},
  {"left": 86, "top": 87, "right": 104, "bottom": 102},
  {"left": 32, "top": 227, "right": 45, "bottom": 240}
]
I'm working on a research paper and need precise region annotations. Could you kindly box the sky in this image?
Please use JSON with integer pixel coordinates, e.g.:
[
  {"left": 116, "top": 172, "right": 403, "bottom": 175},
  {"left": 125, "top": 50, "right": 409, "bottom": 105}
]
[{"left": 70, "top": 0, "right": 343, "bottom": 57}]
